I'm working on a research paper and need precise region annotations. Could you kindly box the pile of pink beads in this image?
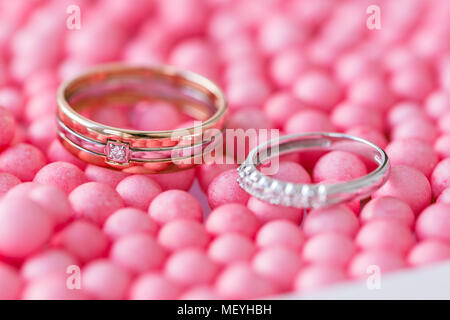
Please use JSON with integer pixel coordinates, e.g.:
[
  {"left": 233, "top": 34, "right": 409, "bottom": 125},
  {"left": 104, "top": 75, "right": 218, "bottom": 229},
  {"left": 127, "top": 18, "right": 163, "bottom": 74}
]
[{"left": 1, "top": 0, "right": 450, "bottom": 300}]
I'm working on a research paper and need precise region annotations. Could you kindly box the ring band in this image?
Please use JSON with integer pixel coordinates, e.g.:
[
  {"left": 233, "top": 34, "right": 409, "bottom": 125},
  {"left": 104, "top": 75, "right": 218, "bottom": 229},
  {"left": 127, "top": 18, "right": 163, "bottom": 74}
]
[
  {"left": 237, "top": 132, "right": 390, "bottom": 208},
  {"left": 56, "top": 64, "right": 227, "bottom": 174}
]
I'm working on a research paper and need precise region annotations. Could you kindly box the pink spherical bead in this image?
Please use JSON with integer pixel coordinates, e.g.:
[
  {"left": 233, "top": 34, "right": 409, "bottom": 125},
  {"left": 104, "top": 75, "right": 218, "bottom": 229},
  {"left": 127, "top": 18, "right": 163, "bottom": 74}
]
[
  {"left": 313, "top": 151, "right": 367, "bottom": 183},
  {"left": 129, "top": 273, "right": 181, "bottom": 300},
  {"left": 348, "top": 250, "right": 407, "bottom": 279},
  {"left": 256, "top": 220, "right": 305, "bottom": 250},
  {"left": 331, "top": 102, "right": 384, "bottom": 132},
  {"left": 158, "top": 219, "right": 210, "bottom": 251},
  {"left": 226, "top": 78, "right": 271, "bottom": 110},
  {"left": 208, "top": 233, "right": 256, "bottom": 265},
  {"left": 431, "top": 158, "right": 450, "bottom": 197},
  {"left": 22, "top": 274, "right": 89, "bottom": 300},
  {"left": 103, "top": 207, "right": 158, "bottom": 240},
  {"left": 131, "top": 101, "right": 182, "bottom": 131},
  {"left": 165, "top": 248, "right": 218, "bottom": 287},
  {"left": 159, "top": 0, "right": 207, "bottom": 36},
  {"left": 26, "top": 114, "right": 57, "bottom": 151},
  {"left": 0, "top": 172, "right": 20, "bottom": 196},
  {"left": 215, "top": 262, "right": 278, "bottom": 299},
  {"left": 207, "top": 169, "right": 250, "bottom": 209},
  {"left": 407, "top": 240, "right": 450, "bottom": 267},
  {"left": 0, "top": 107, "right": 15, "bottom": 149},
  {"left": 52, "top": 220, "right": 109, "bottom": 264},
  {"left": 0, "top": 196, "right": 52, "bottom": 259},
  {"left": 416, "top": 203, "right": 450, "bottom": 242},
  {"left": 293, "top": 70, "right": 341, "bottom": 111},
  {"left": 373, "top": 165, "right": 431, "bottom": 215},
  {"left": 270, "top": 48, "right": 309, "bottom": 88},
  {"left": 21, "top": 249, "right": 78, "bottom": 281},
  {"left": 438, "top": 111, "right": 450, "bottom": 133},
  {"left": 347, "top": 74, "right": 394, "bottom": 112},
  {"left": 334, "top": 51, "right": 380, "bottom": 86},
  {"left": 387, "top": 101, "right": 428, "bottom": 128},
  {"left": 206, "top": 203, "right": 259, "bottom": 238},
  {"left": 434, "top": 134, "right": 450, "bottom": 159},
  {"left": 34, "top": 161, "right": 87, "bottom": 194},
  {"left": 392, "top": 118, "right": 438, "bottom": 144},
  {"left": 149, "top": 190, "right": 202, "bottom": 225},
  {"left": 263, "top": 92, "right": 304, "bottom": 128},
  {"left": 82, "top": 259, "right": 132, "bottom": 300},
  {"left": 116, "top": 175, "right": 161, "bottom": 211},
  {"left": 294, "top": 265, "right": 347, "bottom": 293},
  {"left": 302, "top": 233, "right": 355, "bottom": 267},
  {"left": 148, "top": 168, "right": 196, "bottom": 191},
  {"left": 345, "top": 126, "right": 387, "bottom": 149},
  {"left": 0, "top": 262, "right": 21, "bottom": 299},
  {"left": 180, "top": 286, "right": 222, "bottom": 300},
  {"left": 0, "top": 87, "right": 24, "bottom": 119},
  {"left": 24, "top": 90, "right": 56, "bottom": 122},
  {"left": 437, "top": 188, "right": 450, "bottom": 204},
  {"left": 0, "top": 143, "right": 46, "bottom": 181},
  {"left": 110, "top": 233, "right": 166, "bottom": 273},
  {"left": 390, "top": 66, "right": 434, "bottom": 101},
  {"left": 84, "top": 164, "right": 128, "bottom": 188},
  {"left": 270, "top": 161, "right": 311, "bottom": 184},
  {"left": 303, "top": 205, "right": 359, "bottom": 237},
  {"left": 360, "top": 196, "right": 415, "bottom": 228},
  {"left": 425, "top": 90, "right": 450, "bottom": 120},
  {"left": 252, "top": 246, "right": 302, "bottom": 290},
  {"left": 284, "top": 109, "right": 336, "bottom": 134},
  {"left": 197, "top": 161, "right": 238, "bottom": 192},
  {"left": 247, "top": 197, "right": 303, "bottom": 225},
  {"left": 69, "top": 182, "right": 123, "bottom": 225},
  {"left": 46, "top": 140, "right": 86, "bottom": 169},
  {"left": 386, "top": 139, "right": 438, "bottom": 177}
]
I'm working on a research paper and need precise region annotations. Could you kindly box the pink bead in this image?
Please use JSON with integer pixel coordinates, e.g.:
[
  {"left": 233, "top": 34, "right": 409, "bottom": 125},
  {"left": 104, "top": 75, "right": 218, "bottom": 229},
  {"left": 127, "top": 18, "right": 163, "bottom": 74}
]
[
  {"left": 159, "top": 0, "right": 207, "bottom": 36},
  {"left": 206, "top": 203, "right": 259, "bottom": 238},
  {"left": 302, "top": 233, "right": 355, "bottom": 267},
  {"left": 0, "top": 143, "right": 46, "bottom": 181},
  {"left": 391, "top": 117, "right": 438, "bottom": 144},
  {"left": 207, "top": 9, "right": 244, "bottom": 42},
  {"left": 0, "top": 87, "right": 24, "bottom": 119},
  {"left": 247, "top": 197, "right": 303, "bottom": 225},
  {"left": 331, "top": 102, "right": 384, "bottom": 132},
  {"left": 303, "top": 205, "right": 359, "bottom": 237},
  {"left": 0, "top": 107, "right": 15, "bottom": 149},
  {"left": 270, "top": 48, "right": 309, "bottom": 88},
  {"left": 407, "top": 240, "right": 450, "bottom": 267},
  {"left": 149, "top": 190, "right": 202, "bottom": 224},
  {"left": 0, "top": 196, "right": 52, "bottom": 259},
  {"left": 208, "top": 233, "right": 256, "bottom": 265},
  {"left": 431, "top": 158, "right": 450, "bottom": 197},
  {"left": 284, "top": 109, "right": 336, "bottom": 134},
  {"left": 386, "top": 139, "right": 438, "bottom": 177},
  {"left": 348, "top": 250, "right": 407, "bottom": 279},
  {"left": 180, "top": 286, "right": 221, "bottom": 300},
  {"left": 103, "top": 207, "right": 158, "bottom": 240},
  {"left": 24, "top": 90, "right": 56, "bottom": 122},
  {"left": 0, "top": 172, "right": 20, "bottom": 196},
  {"left": 270, "top": 161, "right": 311, "bottom": 184},
  {"left": 227, "top": 107, "right": 273, "bottom": 130},
  {"left": 215, "top": 262, "right": 278, "bottom": 299},
  {"left": 21, "top": 249, "right": 78, "bottom": 281},
  {"left": 148, "top": 168, "right": 196, "bottom": 191},
  {"left": 373, "top": 165, "right": 431, "bottom": 215},
  {"left": 356, "top": 220, "right": 414, "bottom": 254},
  {"left": 347, "top": 74, "right": 394, "bottom": 112},
  {"left": 69, "top": 182, "right": 123, "bottom": 225},
  {"left": 158, "top": 219, "right": 210, "bottom": 251},
  {"left": 263, "top": 92, "right": 304, "bottom": 128},
  {"left": 360, "top": 196, "right": 415, "bottom": 228},
  {"left": 345, "top": 126, "right": 387, "bottom": 149},
  {"left": 425, "top": 90, "right": 450, "bottom": 120},
  {"left": 116, "top": 175, "right": 161, "bottom": 211},
  {"left": 129, "top": 273, "right": 181, "bottom": 300},
  {"left": 434, "top": 134, "right": 450, "bottom": 159},
  {"left": 82, "top": 259, "right": 132, "bottom": 300},
  {"left": 387, "top": 102, "right": 428, "bottom": 128},
  {"left": 252, "top": 246, "right": 302, "bottom": 290},
  {"left": 22, "top": 274, "right": 89, "bottom": 300},
  {"left": 46, "top": 139, "right": 86, "bottom": 169},
  {"left": 390, "top": 66, "right": 434, "bottom": 101},
  {"left": 84, "top": 164, "right": 128, "bottom": 188},
  {"left": 197, "top": 161, "right": 238, "bottom": 192},
  {"left": 294, "top": 265, "right": 347, "bottom": 292},
  {"left": 23, "top": 69, "right": 58, "bottom": 98},
  {"left": 34, "top": 161, "right": 87, "bottom": 194},
  {"left": 165, "top": 248, "right": 218, "bottom": 287},
  {"left": 313, "top": 151, "right": 367, "bottom": 183},
  {"left": 256, "top": 220, "right": 305, "bottom": 250},
  {"left": 52, "top": 220, "right": 109, "bottom": 264},
  {"left": 437, "top": 188, "right": 450, "bottom": 204},
  {"left": 226, "top": 78, "right": 271, "bottom": 110},
  {"left": 207, "top": 169, "right": 250, "bottom": 209},
  {"left": 130, "top": 101, "right": 182, "bottom": 131},
  {"left": 110, "top": 233, "right": 166, "bottom": 273},
  {"left": 0, "top": 262, "right": 21, "bottom": 299},
  {"left": 438, "top": 111, "right": 450, "bottom": 133},
  {"left": 293, "top": 70, "right": 341, "bottom": 111},
  {"left": 26, "top": 114, "right": 56, "bottom": 151},
  {"left": 334, "top": 51, "right": 379, "bottom": 86},
  {"left": 416, "top": 203, "right": 450, "bottom": 243}
]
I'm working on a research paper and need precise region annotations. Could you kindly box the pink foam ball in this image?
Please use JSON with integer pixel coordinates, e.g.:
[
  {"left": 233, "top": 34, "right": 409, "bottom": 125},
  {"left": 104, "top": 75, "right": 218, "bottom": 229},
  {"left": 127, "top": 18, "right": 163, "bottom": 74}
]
[
  {"left": 294, "top": 265, "right": 347, "bottom": 293},
  {"left": 293, "top": 70, "right": 342, "bottom": 111},
  {"left": 425, "top": 90, "right": 450, "bottom": 120},
  {"left": 22, "top": 274, "right": 89, "bottom": 300},
  {"left": 303, "top": 205, "right": 359, "bottom": 237},
  {"left": 158, "top": 219, "right": 210, "bottom": 251},
  {"left": 431, "top": 158, "right": 450, "bottom": 197},
  {"left": 0, "top": 143, "right": 46, "bottom": 181},
  {"left": 438, "top": 111, "right": 450, "bottom": 133},
  {"left": 434, "top": 134, "right": 450, "bottom": 159},
  {"left": 0, "top": 87, "right": 24, "bottom": 119},
  {"left": 29, "top": 184, "right": 72, "bottom": 227},
  {"left": 110, "top": 233, "right": 166, "bottom": 273},
  {"left": 334, "top": 51, "right": 380, "bottom": 86},
  {"left": 207, "top": 9, "right": 244, "bottom": 42},
  {"left": 0, "top": 172, "right": 20, "bottom": 196},
  {"left": 84, "top": 164, "right": 128, "bottom": 187},
  {"left": 129, "top": 273, "right": 181, "bottom": 300},
  {"left": 356, "top": 220, "right": 414, "bottom": 254},
  {"left": 0, "top": 107, "right": 15, "bottom": 149},
  {"left": 46, "top": 140, "right": 86, "bottom": 169},
  {"left": 26, "top": 114, "right": 56, "bottom": 150},
  {"left": 313, "top": 151, "right": 367, "bottom": 183},
  {"left": 91, "top": 106, "right": 130, "bottom": 128},
  {"left": 437, "top": 188, "right": 450, "bottom": 204},
  {"left": 52, "top": 220, "right": 109, "bottom": 264},
  {"left": 345, "top": 126, "right": 387, "bottom": 149},
  {"left": 115, "top": 175, "right": 161, "bottom": 211},
  {"left": 284, "top": 109, "right": 336, "bottom": 134},
  {"left": 247, "top": 197, "right": 303, "bottom": 225},
  {"left": 256, "top": 220, "right": 305, "bottom": 250},
  {"left": 331, "top": 102, "right": 384, "bottom": 132},
  {"left": 215, "top": 262, "right": 278, "bottom": 299},
  {"left": 252, "top": 246, "right": 302, "bottom": 290},
  {"left": 197, "top": 161, "right": 238, "bottom": 192},
  {"left": 2, "top": 182, "right": 37, "bottom": 200},
  {"left": 149, "top": 190, "right": 202, "bottom": 225},
  {"left": 24, "top": 90, "right": 56, "bottom": 122},
  {"left": 180, "top": 286, "right": 222, "bottom": 300},
  {"left": 263, "top": 92, "right": 305, "bottom": 128},
  {"left": 347, "top": 75, "right": 394, "bottom": 112},
  {"left": 226, "top": 78, "right": 271, "bottom": 110},
  {"left": 348, "top": 250, "right": 407, "bottom": 279},
  {"left": 0, "top": 196, "right": 53, "bottom": 259},
  {"left": 0, "top": 262, "right": 21, "bottom": 299},
  {"left": 360, "top": 196, "right": 415, "bottom": 228},
  {"left": 387, "top": 102, "right": 428, "bottom": 128},
  {"left": 130, "top": 101, "right": 182, "bottom": 131},
  {"left": 206, "top": 203, "right": 259, "bottom": 238},
  {"left": 23, "top": 69, "right": 58, "bottom": 98},
  {"left": 302, "top": 233, "right": 355, "bottom": 267},
  {"left": 386, "top": 139, "right": 438, "bottom": 177},
  {"left": 208, "top": 233, "right": 256, "bottom": 265},
  {"left": 159, "top": 0, "right": 207, "bottom": 36},
  {"left": 270, "top": 48, "right": 309, "bottom": 88},
  {"left": 207, "top": 169, "right": 250, "bottom": 209},
  {"left": 34, "top": 161, "right": 87, "bottom": 194},
  {"left": 373, "top": 165, "right": 431, "bottom": 215},
  {"left": 69, "top": 182, "right": 123, "bottom": 225},
  {"left": 165, "top": 249, "right": 218, "bottom": 287},
  {"left": 103, "top": 207, "right": 158, "bottom": 240},
  {"left": 416, "top": 203, "right": 450, "bottom": 242},
  {"left": 270, "top": 161, "right": 311, "bottom": 183},
  {"left": 21, "top": 249, "right": 78, "bottom": 281},
  {"left": 407, "top": 240, "right": 450, "bottom": 267},
  {"left": 227, "top": 107, "right": 273, "bottom": 130},
  {"left": 82, "top": 259, "right": 132, "bottom": 300},
  {"left": 391, "top": 117, "right": 438, "bottom": 144},
  {"left": 390, "top": 66, "right": 434, "bottom": 101},
  {"left": 148, "top": 168, "right": 196, "bottom": 191}
]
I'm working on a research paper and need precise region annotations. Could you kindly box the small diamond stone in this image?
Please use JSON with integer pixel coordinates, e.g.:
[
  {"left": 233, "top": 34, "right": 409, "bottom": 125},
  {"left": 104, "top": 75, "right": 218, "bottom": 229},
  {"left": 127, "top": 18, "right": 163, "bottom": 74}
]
[{"left": 105, "top": 140, "right": 130, "bottom": 164}]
